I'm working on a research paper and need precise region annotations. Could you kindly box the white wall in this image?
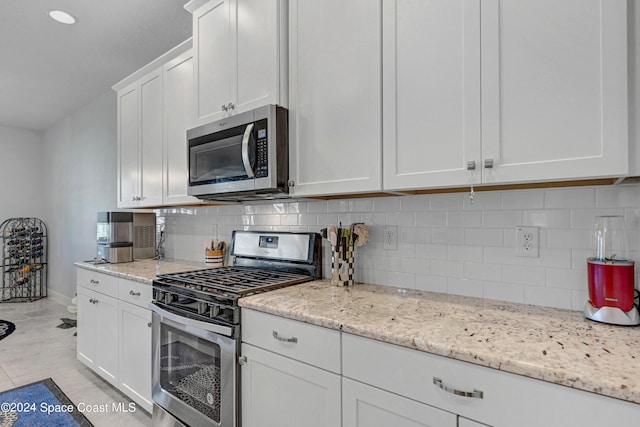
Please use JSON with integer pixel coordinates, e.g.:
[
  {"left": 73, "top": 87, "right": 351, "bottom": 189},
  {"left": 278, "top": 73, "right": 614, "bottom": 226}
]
[
  {"left": 42, "top": 91, "right": 118, "bottom": 304},
  {"left": 0, "top": 125, "right": 44, "bottom": 220},
  {"left": 156, "top": 184, "right": 640, "bottom": 312}
]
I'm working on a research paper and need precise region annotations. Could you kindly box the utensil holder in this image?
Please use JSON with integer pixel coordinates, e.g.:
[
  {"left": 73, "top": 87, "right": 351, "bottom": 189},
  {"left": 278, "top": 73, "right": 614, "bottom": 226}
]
[
  {"left": 331, "top": 243, "right": 354, "bottom": 287},
  {"left": 205, "top": 249, "right": 224, "bottom": 267}
]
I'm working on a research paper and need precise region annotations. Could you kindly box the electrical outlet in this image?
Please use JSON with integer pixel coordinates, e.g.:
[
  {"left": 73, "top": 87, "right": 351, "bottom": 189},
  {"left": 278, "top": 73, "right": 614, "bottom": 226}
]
[
  {"left": 383, "top": 226, "right": 398, "bottom": 250},
  {"left": 516, "top": 226, "right": 539, "bottom": 258}
]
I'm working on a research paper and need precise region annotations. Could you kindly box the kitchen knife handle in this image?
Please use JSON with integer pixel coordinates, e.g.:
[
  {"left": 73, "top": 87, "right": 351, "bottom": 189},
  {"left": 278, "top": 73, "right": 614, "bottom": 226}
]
[{"left": 433, "top": 377, "right": 483, "bottom": 399}]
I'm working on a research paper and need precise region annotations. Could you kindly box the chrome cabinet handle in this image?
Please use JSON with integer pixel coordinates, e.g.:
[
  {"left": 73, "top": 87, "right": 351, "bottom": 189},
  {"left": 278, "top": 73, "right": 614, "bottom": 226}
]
[
  {"left": 89, "top": 298, "right": 98, "bottom": 304},
  {"left": 272, "top": 331, "right": 298, "bottom": 343},
  {"left": 129, "top": 291, "right": 141, "bottom": 296},
  {"left": 90, "top": 279, "right": 99, "bottom": 284},
  {"left": 433, "top": 377, "right": 483, "bottom": 399},
  {"left": 221, "top": 104, "right": 228, "bottom": 111},
  {"left": 147, "top": 322, "right": 152, "bottom": 328},
  {"left": 241, "top": 123, "right": 255, "bottom": 178},
  {"left": 238, "top": 355, "right": 247, "bottom": 365},
  {"left": 484, "top": 159, "right": 494, "bottom": 169},
  {"left": 226, "top": 102, "right": 235, "bottom": 111},
  {"left": 466, "top": 160, "right": 476, "bottom": 170}
]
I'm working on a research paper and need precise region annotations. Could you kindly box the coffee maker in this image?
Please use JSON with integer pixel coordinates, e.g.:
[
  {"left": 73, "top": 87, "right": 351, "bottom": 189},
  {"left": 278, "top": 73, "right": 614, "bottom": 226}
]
[{"left": 584, "top": 216, "right": 640, "bottom": 325}]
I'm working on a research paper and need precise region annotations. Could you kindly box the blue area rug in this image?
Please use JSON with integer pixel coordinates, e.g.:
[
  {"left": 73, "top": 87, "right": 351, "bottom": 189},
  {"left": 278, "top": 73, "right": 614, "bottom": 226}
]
[{"left": 0, "top": 378, "right": 93, "bottom": 426}]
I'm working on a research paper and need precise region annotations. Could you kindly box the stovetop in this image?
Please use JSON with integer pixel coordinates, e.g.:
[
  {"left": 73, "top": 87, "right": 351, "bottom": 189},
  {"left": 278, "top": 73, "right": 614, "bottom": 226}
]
[{"left": 155, "top": 266, "right": 313, "bottom": 298}]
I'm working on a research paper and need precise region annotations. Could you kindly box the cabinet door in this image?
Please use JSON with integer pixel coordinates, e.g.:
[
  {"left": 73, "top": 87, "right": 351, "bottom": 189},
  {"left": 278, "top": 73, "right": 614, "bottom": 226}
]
[
  {"left": 480, "top": 0, "right": 628, "bottom": 184},
  {"left": 117, "top": 85, "right": 140, "bottom": 208},
  {"left": 241, "top": 343, "right": 341, "bottom": 427},
  {"left": 288, "top": 0, "right": 382, "bottom": 196},
  {"left": 343, "top": 378, "right": 456, "bottom": 427},
  {"left": 163, "top": 50, "right": 199, "bottom": 205},
  {"left": 383, "top": 0, "right": 482, "bottom": 191},
  {"left": 118, "top": 301, "right": 152, "bottom": 412},
  {"left": 138, "top": 70, "right": 164, "bottom": 206},
  {"left": 77, "top": 286, "right": 98, "bottom": 368},
  {"left": 94, "top": 291, "right": 119, "bottom": 386},
  {"left": 192, "top": 0, "right": 232, "bottom": 124},
  {"left": 234, "top": 0, "right": 285, "bottom": 113},
  {"left": 77, "top": 285, "right": 118, "bottom": 386}
]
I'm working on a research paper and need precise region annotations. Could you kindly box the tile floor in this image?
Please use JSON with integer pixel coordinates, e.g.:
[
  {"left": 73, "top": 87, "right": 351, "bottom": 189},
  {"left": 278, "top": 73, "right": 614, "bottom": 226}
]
[{"left": 0, "top": 298, "right": 151, "bottom": 426}]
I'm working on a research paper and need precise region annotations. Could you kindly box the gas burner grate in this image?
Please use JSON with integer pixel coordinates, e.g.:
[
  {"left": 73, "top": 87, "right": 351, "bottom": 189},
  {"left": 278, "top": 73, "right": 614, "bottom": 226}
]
[{"left": 156, "top": 266, "right": 312, "bottom": 297}]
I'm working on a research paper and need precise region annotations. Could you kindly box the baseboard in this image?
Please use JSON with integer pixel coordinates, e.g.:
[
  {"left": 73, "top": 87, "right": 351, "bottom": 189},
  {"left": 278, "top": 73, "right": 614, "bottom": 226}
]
[{"left": 47, "top": 289, "right": 73, "bottom": 308}]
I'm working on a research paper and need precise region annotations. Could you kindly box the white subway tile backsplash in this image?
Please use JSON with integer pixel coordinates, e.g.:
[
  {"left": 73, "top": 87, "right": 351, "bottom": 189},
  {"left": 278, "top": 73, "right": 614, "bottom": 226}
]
[
  {"left": 523, "top": 209, "right": 571, "bottom": 228},
  {"left": 595, "top": 185, "right": 640, "bottom": 208},
  {"left": 465, "top": 228, "right": 504, "bottom": 247},
  {"left": 159, "top": 184, "right": 640, "bottom": 312},
  {"left": 502, "top": 190, "right": 544, "bottom": 209},
  {"left": 464, "top": 262, "right": 502, "bottom": 282},
  {"left": 447, "top": 211, "right": 482, "bottom": 228},
  {"left": 544, "top": 188, "right": 595, "bottom": 209},
  {"left": 447, "top": 278, "right": 484, "bottom": 298},
  {"left": 502, "top": 264, "right": 546, "bottom": 286},
  {"left": 430, "top": 193, "right": 463, "bottom": 211}
]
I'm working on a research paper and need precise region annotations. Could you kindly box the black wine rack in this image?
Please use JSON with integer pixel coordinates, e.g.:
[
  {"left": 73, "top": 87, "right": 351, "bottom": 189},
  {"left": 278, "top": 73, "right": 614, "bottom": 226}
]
[{"left": 1, "top": 217, "right": 48, "bottom": 302}]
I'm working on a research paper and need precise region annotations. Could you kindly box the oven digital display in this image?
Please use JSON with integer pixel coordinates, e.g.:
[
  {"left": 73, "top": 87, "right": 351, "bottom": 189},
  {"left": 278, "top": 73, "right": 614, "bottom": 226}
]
[
  {"left": 257, "top": 128, "right": 267, "bottom": 139},
  {"left": 259, "top": 236, "right": 279, "bottom": 249}
]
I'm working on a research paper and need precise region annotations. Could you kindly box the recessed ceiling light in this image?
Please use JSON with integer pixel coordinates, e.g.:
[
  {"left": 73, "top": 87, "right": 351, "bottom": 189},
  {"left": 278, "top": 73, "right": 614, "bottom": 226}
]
[{"left": 48, "top": 10, "right": 77, "bottom": 25}]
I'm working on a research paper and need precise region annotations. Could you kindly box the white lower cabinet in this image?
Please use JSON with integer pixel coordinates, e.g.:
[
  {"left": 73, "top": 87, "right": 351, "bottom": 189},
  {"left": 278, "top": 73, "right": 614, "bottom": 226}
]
[
  {"left": 240, "top": 309, "right": 341, "bottom": 427},
  {"left": 240, "top": 343, "right": 341, "bottom": 427},
  {"left": 117, "top": 300, "right": 152, "bottom": 412},
  {"left": 343, "top": 333, "right": 640, "bottom": 427},
  {"left": 77, "top": 285, "right": 119, "bottom": 387},
  {"left": 343, "top": 378, "right": 456, "bottom": 427},
  {"left": 77, "top": 269, "right": 152, "bottom": 413}
]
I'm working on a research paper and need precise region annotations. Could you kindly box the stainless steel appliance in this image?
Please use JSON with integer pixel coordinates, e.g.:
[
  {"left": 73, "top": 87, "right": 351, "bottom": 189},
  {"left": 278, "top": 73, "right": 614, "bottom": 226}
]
[
  {"left": 150, "top": 231, "right": 321, "bottom": 427},
  {"left": 187, "top": 105, "right": 289, "bottom": 202},
  {"left": 96, "top": 212, "right": 156, "bottom": 263}
]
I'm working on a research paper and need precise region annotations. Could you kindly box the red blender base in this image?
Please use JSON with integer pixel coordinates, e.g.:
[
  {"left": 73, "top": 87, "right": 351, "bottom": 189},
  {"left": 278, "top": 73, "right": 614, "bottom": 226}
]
[{"left": 584, "top": 301, "right": 640, "bottom": 326}]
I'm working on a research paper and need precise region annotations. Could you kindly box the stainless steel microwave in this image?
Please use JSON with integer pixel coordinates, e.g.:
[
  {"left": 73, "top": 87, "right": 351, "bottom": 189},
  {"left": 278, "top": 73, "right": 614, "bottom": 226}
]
[{"left": 187, "top": 105, "right": 288, "bottom": 201}]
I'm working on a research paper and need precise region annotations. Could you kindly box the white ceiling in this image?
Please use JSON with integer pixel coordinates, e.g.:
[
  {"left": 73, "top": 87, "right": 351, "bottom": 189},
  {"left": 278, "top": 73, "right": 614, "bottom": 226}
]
[{"left": 0, "top": 0, "right": 192, "bottom": 132}]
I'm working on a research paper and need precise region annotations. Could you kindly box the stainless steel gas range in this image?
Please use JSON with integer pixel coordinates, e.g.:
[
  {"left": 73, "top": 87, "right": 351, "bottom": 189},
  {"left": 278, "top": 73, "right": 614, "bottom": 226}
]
[{"left": 149, "top": 231, "right": 321, "bottom": 427}]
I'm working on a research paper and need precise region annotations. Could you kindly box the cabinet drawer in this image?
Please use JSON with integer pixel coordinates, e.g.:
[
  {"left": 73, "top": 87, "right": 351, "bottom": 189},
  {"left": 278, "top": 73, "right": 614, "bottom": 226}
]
[
  {"left": 118, "top": 278, "right": 152, "bottom": 308},
  {"left": 77, "top": 268, "right": 118, "bottom": 298},
  {"left": 241, "top": 309, "right": 341, "bottom": 374},
  {"left": 343, "top": 334, "right": 640, "bottom": 427}
]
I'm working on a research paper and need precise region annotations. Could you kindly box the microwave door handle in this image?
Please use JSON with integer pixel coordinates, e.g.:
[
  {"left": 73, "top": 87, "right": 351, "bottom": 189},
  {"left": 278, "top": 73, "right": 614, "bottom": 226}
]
[{"left": 241, "top": 123, "right": 255, "bottom": 178}]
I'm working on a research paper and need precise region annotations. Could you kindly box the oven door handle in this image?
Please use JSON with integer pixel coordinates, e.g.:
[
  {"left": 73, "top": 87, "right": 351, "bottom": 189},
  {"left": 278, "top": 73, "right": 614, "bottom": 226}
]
[
  {"left": 149, "top": 303, "right": 234, "bottom": 337},
  {"left": 241, "top": 123, "right": 255, "bottom": 178}
]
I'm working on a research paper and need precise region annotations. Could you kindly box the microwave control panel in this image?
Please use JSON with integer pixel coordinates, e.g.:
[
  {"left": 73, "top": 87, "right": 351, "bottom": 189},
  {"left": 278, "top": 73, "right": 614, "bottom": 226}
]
[{"left": 255, "top": 124, "right": 268, "bottom": 178}]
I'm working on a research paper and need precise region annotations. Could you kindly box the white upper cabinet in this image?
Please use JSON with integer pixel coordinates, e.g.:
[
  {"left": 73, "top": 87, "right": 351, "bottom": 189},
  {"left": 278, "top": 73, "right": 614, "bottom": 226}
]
[
  {"left": 480, "top": 0, "right": 628, "bottom": 185},
  {"left": 288, "top": 0, "right": 382, "bottom": 197},
  {"left": 116, "top": 69, "right": 164, "bottom": 208},
  {"left": 383, "top": 0, "right": 481, "bottom": 190},
  {"left": 163, "top": 50, "right": 200, "bottom": 205},
  {"left": 187, "top": 0, "right": 287, "bottom": 126},
  {"left": 384, "top": 0, "right": 628, "bottom": 191}
]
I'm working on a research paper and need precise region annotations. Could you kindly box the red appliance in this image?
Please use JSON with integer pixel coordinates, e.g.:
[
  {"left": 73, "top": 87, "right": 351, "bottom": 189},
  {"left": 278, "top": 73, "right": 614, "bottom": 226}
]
[{"left": 584, "top": 216, "right": 639, "bottom": 325}]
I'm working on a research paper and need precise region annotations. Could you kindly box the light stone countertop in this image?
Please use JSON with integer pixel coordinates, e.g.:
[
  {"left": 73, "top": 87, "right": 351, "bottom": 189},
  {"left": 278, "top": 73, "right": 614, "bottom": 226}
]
[
  {"left": 239, "top": 280, "right": 640, "bottom": 405},
  {"left": 74, "top": 258, "right": 212, "bottom": 284}
]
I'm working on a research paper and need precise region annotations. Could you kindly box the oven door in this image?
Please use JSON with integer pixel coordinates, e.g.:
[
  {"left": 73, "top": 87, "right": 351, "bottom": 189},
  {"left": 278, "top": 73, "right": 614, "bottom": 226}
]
[{"left": 150, "top": 304, "right": 237, "bottom": 427}]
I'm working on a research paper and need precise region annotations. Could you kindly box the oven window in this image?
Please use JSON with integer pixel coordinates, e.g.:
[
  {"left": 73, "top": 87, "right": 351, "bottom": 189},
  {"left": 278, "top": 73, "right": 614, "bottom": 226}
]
[{"left": 160, "top": 323, "right": 222, "bottom": 424}]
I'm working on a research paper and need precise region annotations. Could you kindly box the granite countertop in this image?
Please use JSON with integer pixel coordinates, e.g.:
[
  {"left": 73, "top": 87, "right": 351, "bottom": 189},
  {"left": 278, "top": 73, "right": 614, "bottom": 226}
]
[
  {"left": 74, "top": 258, "right": 211, "bottom": 284},
  {"left": 239, "top": 280, "right": 640, "bottom": 405}
]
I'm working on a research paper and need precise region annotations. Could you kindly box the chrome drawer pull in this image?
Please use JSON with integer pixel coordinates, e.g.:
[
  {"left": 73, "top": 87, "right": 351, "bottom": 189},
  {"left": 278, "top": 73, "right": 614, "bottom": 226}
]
[
  {"left": 433, "top": 377, "right": 483, "bottom": 399},
  {"left": 90, "top": 279, "right": 99, "bottom": 284},
  {"left": 272, "top": 331, "right": 298, "bottom": 343},
  {"left": 129, "top": 291, "right": 141, "bottom": 296}
]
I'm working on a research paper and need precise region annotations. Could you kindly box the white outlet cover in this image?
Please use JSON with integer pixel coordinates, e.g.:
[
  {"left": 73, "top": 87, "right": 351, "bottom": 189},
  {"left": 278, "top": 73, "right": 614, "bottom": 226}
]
[
  {"left": 516, "top": 226, "right": 539, "bottom": 258},
  {"left": 383, "top": 226, "right": 398, "bottom": 250}
]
